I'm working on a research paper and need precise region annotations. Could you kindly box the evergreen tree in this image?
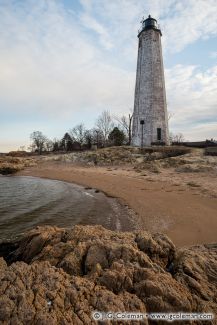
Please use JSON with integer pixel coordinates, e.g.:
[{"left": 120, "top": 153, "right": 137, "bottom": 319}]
[{"left": 108, "top": 127, "right": 125, "bottom": 146}]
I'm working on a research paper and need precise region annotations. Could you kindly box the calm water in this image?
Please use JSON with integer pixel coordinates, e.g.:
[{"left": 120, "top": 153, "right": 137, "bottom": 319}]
[{"left": 0, "top": 176, "right": 133, "bottom": 241}]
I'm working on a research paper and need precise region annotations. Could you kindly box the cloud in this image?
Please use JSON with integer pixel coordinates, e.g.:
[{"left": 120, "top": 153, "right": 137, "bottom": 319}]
[
  {"left": 79, "top": 0, "right": 217, "bottom": 53},
  {"left": 0, "top": 0, "right": 134, "bottom": 121},
  {"left": 161, "top": 0, "right": 217, "bottom": 53},
  {"left": 210, "top": 51, "right": 217, "bottom": 59},
  {"left": 183, "top": 122, "right": 217, "bottom": 141},
  {"left": 166, "top": 64, "right": 217, "bottom": 139},
  {"left": 79, "top": 13, "right": 114, "bottom": 49}
]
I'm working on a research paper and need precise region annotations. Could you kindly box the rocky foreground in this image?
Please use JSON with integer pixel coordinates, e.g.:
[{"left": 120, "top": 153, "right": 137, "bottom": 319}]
[{"left": 0, "top": 225, "right": 216, "bottom": 324}]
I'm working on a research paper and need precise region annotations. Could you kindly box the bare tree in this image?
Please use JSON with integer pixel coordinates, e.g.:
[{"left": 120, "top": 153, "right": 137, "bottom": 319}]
[
  {"left": 81, "top": 128, "right": 104, "bottom": 149},
  {"left": 70, "top": 124, "right": 86, "bottom": 149},
  {"left": 167, "top": 111, "right": 174, "bottom": 122},
  {"left": 83, "top": 130, "right": 93, "bottom": 149},
  {"left": 28, "top": 143, "right": 36, "bottom": 153},
  {"left": 19, "top": 145, "right": 26, "bottom": 151},
  {"left": 45, "top": 140, "right": 54, "bottom": 152},
  {"left": 30, "top": 131, "right": 47, "bottom": 154},
  {"left": 170, "top": 132, "right": 185, "bottom": 144},
  {"left": 114, "top": 113, "right": 133, "bottom": 145},
  {"left": 89, "top": 128, "right": 104, "bottom": 148},
  {"left": 53, "top": 138, "right": 61, "bottom": 152},
  {"left": 95, "top": 110, "right": 114, "bottom": 146}
]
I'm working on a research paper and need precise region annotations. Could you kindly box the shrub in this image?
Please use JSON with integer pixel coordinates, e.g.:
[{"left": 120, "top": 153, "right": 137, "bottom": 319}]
[
  {"left": 0, "top": 164, "right": 22, "bottom": 175},
  {"left": 140, "top": 146, "right": 191, "bottom": 159}
]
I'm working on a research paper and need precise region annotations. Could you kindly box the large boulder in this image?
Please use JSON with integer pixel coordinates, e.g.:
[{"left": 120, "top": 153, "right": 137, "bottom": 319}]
[{"left": 0, "top": 225, "right": 216, "bottom": 324}]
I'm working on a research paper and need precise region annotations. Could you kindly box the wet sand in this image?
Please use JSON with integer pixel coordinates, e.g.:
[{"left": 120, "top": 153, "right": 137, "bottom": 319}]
[{"left": 18, "top": 161, "right": 217, "bottom": 247}]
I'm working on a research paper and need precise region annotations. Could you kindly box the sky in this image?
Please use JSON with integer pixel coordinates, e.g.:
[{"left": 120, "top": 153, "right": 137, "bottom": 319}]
[{"left": 0, "top": 0, "right": 217, "bottom": 152}]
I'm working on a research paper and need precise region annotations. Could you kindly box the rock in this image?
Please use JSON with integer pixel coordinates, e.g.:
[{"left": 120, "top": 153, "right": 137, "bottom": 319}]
[
  {"left": 174, "top": 245, "right": 217, "bottom": 312},
  {"left": 0, "top": 258, "right": 7, "bottom": 271},
  {"left": 0, "top": 225, "right": 216, "bottom": 324}
]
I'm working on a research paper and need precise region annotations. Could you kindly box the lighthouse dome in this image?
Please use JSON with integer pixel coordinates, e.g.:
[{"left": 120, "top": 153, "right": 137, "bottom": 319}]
[
  {"left": 144, "top": 15, "right": 157, "bottom": 29},
  {"left": 138, "top": 14, "right": 161, "bottom": 37}
]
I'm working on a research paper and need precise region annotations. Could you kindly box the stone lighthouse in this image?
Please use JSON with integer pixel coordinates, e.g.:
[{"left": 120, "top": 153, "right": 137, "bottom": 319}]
[{"left": 132, "top": 15, "right": 169, "bottom": 147}]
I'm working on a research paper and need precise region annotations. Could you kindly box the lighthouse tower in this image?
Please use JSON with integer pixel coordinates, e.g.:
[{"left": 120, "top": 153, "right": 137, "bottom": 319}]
[{"left": 132, "top": 15, "right": 169, "bottom": 147}]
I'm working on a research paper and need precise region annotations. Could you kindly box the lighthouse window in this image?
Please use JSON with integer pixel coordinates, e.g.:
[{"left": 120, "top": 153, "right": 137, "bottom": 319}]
[
  {"left": 139, "top": 39, "right": 142, "bottom": 48},
  {"left": 157, "top": 128, "right": 162, "bottom": 141}
]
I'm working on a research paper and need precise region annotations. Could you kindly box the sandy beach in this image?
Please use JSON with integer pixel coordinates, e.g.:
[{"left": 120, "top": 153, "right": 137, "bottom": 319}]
[{"left": 18, "top": 160, "right": 217, "bottom": 247}]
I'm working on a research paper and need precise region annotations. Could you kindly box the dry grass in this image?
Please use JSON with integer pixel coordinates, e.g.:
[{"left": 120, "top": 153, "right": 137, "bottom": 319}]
[
  {"left": 43, "top": 146, "right": 192, "bottom": 168},
  {"left": 0, "top": 156, "right": 36, "bottom": 175},
  {"left": 6, "top": 151, "right": 30, "bottom": 157}
]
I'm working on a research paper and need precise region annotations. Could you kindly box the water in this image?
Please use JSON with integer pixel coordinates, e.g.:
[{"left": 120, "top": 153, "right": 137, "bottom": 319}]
[{"left": 0, "top": 176, "right": 134, "bottom": 241}]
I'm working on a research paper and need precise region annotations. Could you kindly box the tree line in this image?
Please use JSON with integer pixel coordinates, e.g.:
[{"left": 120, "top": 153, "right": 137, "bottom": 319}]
[{"left": 29, "top": 110, "right": 133, "bottom": 154}]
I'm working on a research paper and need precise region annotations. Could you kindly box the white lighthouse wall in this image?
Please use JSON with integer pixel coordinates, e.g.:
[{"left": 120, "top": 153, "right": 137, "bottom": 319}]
[{"left": 132, "top": 29, "right": 169, "bottom": 146}]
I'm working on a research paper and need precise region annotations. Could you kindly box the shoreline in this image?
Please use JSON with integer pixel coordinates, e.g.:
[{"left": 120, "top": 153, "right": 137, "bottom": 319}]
[
  {"left": 0, "top": 175, "right": 139, "bottom": 242},
  {"left": 17, "top": 160, "right": 217, "bottom": 247}
]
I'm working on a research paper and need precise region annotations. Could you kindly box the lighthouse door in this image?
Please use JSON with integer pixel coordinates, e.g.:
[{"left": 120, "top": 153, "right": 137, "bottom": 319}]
[{"left": 157, "top": 128, "right": 162, "bottom": 141}]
